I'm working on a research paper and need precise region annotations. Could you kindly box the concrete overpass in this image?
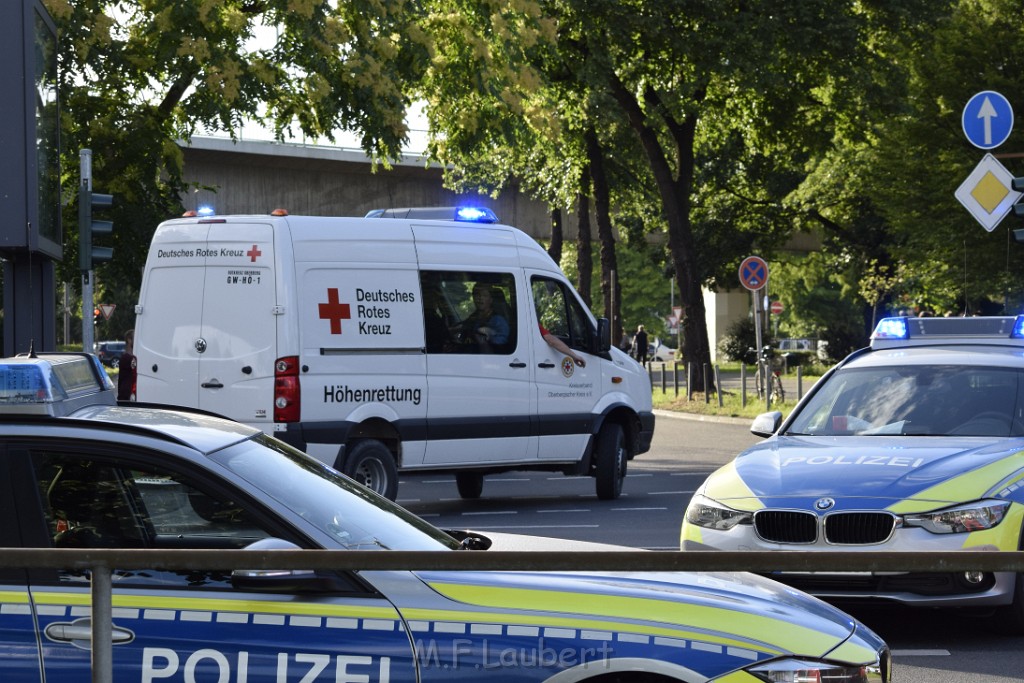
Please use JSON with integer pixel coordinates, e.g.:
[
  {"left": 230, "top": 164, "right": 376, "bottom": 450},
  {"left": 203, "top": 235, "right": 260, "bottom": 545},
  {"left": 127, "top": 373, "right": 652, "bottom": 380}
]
[{"left": 179, "top": 137, "right": 554, "bottom": 239}]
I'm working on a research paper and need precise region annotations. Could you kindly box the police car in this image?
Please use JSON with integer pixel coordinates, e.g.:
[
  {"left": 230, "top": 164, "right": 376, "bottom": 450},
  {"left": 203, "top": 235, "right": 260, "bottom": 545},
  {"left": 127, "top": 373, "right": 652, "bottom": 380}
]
[
  {"left": 682, "top": 315, "right": 1024, "bottom": 631},
  {"left": 1, "top": 352, "right": 888, "bottom": 682}
]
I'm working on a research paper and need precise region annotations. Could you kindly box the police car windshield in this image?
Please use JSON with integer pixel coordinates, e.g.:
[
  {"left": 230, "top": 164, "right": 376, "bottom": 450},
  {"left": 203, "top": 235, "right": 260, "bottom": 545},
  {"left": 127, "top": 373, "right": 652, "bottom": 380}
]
[
  {"left": 212, "top": 435, "right": 460, "bottom": 551},
  {"left": 786, "top": 364, "right": 1024, "bottom": 437}
]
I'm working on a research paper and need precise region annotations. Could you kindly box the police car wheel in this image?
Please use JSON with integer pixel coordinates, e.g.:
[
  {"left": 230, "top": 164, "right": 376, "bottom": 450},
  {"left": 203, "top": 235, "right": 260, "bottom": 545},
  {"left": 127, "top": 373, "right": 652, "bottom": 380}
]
[
  {"left": 455, "top": 472, "right": 484, "bottom": 499},
  {"left": 343, "top": 440, "right": 398, "bottom": 500},
  {"left": 595, "top": 423, "right": 626, "bottom": 500}
]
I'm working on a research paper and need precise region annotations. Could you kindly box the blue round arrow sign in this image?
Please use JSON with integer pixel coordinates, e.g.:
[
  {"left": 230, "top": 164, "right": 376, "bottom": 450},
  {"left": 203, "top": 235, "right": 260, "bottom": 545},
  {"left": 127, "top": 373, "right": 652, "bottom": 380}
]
[{"left": 962, "top": 91, "right": 1014, "bottom": 150}]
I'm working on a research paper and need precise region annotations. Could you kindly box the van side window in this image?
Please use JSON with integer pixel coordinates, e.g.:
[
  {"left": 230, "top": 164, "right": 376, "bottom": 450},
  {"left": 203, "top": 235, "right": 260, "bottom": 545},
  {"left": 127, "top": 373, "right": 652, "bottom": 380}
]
[
  {"left": 531, "top": 276, "right": 593, "bottom": 350},
  {"left": 420, "top": 271, "right": 517, "bottom": 354}
]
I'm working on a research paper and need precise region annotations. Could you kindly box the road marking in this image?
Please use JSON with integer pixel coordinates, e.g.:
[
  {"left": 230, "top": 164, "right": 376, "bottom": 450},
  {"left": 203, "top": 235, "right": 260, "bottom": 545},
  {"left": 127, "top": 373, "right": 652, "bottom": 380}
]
[
  {"left": 549, "top": 476, "right": 589, "bottom": 480},
  {"left": 396, "top": 499, "right": 421, "bottom": 504},
  {"left": 891, "top": 649, "right": 950, "bottom": 657},
  {"left": 490, "top": 478, "right": 530, "bottom": 482},
  {"left": 461, "top": 511, "right": 517, "bottom": 516},
  {"left": 648, "top": 490, "right": 692, "bottom": 496},
  {"left": 626, "top": 473, "right": 653, "bottom": 478},
  {"left": 538, "top": 509, "right": 589, "bottom": 514},
  {"left": 455, "top": 524, "right": 601, "bottom": 530}
]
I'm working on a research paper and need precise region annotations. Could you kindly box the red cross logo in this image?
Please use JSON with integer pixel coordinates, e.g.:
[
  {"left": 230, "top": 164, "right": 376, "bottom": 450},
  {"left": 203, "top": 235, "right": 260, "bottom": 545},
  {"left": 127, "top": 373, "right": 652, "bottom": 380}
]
[
  {"left": 247, "top": 244, "right": 262, "bottom": 262},
  {"left": 318, "top": 288, "right": 351, "bottom": 335}
]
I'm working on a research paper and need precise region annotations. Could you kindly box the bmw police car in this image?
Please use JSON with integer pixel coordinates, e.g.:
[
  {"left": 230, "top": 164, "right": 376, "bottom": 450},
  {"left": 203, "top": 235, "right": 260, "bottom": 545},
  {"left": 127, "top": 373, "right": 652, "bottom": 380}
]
[
  {"left": 0, "top": 352, "right": 889, "bottom": 682},
  {"left": 682, "top": 315, "right": 1024, "bottom": 631}
]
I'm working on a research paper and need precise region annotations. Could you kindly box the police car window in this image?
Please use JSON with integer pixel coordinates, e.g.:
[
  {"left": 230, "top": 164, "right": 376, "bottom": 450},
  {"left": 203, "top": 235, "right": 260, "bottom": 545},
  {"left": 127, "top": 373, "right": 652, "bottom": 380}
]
[
  {"left": 420, "top": 271, "right": 517, "bottom": 354},
  {"left": 33, "top": 452, "right": 272, "bottom": 588},
  {"left": 787, "top": 365, "right": 1024, "bottom": 437},
  {"left": 214, "top": 434, "right": 460, "bottom": 551}
]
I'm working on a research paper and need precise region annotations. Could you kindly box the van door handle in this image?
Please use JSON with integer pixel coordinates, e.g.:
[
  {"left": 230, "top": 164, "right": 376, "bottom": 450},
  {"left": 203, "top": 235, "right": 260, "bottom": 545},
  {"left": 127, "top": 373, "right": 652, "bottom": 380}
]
[
  {"left": 508, "top": 361, "right": 527, "bottom": 368},
  {"left": 201, "top": 380, "right": 224, "bottom": 389},
  {"left": 538, "top": 362, "right": 555, "bottom": 369}
]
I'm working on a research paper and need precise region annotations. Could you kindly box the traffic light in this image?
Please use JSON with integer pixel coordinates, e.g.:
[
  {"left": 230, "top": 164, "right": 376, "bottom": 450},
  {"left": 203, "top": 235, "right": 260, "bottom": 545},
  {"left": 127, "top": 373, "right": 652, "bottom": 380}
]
[
  {"left": 94, "top": 307, "right": 101, "bottom": 323},
  {"left": 79, "top": 185, "right": 114, "bottom": 271}
]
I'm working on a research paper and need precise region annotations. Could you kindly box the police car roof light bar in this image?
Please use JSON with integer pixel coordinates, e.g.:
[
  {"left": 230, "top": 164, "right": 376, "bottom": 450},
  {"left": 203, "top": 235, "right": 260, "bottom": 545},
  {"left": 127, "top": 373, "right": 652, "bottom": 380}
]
[
  {"left": 871, "top": 315, "right": 1024, "bottom": 350},
  {"left": 0, "top": 354, "right": 115, "bottom": 416}
]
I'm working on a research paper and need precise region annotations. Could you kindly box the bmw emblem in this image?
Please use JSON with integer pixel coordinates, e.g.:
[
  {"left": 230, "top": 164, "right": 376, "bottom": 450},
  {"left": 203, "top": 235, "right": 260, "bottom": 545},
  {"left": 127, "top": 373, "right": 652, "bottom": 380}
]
[
  {"left": 195, "top": 338, "right": 208, "bottom": 354},
  {"left": 814, "top": 497, "right": 835, "bottom": 511}
]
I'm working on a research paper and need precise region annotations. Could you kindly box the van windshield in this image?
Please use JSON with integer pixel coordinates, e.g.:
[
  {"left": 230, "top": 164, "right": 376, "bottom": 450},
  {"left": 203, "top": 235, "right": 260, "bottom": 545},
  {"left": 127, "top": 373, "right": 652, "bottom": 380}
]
[{"left": 212, "top": 435, "right": 461, "bottom": 551}]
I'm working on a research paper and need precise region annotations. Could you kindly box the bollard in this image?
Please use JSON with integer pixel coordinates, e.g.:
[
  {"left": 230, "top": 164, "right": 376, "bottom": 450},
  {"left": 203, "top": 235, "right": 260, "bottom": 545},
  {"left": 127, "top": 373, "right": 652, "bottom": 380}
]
[
  {"left": 715, "top": 365, "right": 723, "bottom": 407},
  {"left": 740, "top": 365, "right": 747, "bottom": 407}
]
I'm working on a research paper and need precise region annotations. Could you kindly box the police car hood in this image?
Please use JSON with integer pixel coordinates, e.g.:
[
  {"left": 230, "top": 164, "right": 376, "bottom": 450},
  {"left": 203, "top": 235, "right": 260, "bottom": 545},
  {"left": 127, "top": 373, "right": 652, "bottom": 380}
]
[
  {"left": 415, "top": 567, "right": 870, "bottom": 658},
  {"left": 414, "top": 532, "right": 878, "bottom": 658},
  {"left": 705, "top": 434, "right": 1024, "bottom": 509}
]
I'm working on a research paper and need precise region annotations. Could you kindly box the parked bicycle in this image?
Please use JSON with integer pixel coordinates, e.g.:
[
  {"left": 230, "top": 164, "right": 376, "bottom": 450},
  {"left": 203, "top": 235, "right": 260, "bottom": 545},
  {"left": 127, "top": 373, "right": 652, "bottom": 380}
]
[{"left": 752, "top": 345, "right": 785, "bottom": 404}]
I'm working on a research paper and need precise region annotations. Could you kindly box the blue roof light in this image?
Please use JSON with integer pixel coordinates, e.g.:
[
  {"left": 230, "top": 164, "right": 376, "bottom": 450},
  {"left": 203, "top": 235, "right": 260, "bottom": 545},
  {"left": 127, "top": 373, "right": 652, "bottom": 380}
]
[
  {"left": 872, "top": 317, "right": 910, "bottom": 340},
  {"left": 1012, "top": 315, "right": 1024, "bottom": 339},
  {"left": 454, "top": 206, "right": 498, "bottom": 223},
  {"left": 197, "top": 206, "right": 215, "bottom": 217}
]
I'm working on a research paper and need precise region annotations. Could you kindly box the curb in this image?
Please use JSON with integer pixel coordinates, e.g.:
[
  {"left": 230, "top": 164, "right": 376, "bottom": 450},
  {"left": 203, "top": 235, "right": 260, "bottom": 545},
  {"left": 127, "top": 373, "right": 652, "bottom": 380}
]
[{"left": 653, "top": 409, "right": 750, "bottom": 426}]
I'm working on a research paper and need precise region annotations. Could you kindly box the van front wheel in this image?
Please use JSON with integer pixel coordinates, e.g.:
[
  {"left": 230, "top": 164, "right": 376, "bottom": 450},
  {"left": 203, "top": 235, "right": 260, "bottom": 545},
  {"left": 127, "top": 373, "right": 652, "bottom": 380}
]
[
  {"left": 594, "top": 423, "right": 627, "bottom": 500},
  {"left": 343, "top": 440, "right": 399, "bottom": 501}
]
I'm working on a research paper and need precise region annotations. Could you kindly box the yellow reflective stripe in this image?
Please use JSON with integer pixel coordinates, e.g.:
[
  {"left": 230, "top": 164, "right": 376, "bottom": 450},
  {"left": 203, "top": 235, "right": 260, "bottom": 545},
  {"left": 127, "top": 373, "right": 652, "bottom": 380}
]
[
  {"left": 30, "top": 591, "right": 397, "bottom": 620},
  {"left": 958, "top": 504, "right": 1024, "bottom": 551},
  {"left": 424, "top": 583, "right": 836, "bottom": 655},
  {"left": 815, "top": 638, "right": 881, "bottom": 667},
  {"left": 680, "top": 521, "right": 704, "bottom": 546},
  {"left": 705, "top": 460, "right": 764, "bottom": 511},
  {"left": 709, "top": 670, "right": 762, "bottom": 683},
  {"left": 401, "top": 606, "right": 778, "bottom": 656},
  {"left": 0, "top": 591, "right": 30, "bottom": 604},
  {"left": 888, "top": 450, "right": 1024, "bottom": 514}
]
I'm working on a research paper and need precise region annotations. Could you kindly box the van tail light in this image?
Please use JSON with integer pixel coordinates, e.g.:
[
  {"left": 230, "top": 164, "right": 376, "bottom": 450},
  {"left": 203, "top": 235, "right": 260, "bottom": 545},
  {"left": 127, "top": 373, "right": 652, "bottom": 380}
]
[{"left": 274, "top": 356, "right": 301, "bottom": 422}]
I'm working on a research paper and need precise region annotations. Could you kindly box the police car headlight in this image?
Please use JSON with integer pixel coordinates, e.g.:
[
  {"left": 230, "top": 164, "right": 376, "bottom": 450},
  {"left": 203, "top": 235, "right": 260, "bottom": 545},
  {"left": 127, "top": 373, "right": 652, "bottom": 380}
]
[
  {"left": 903, "top": 500, "right": 1010, "bottom": 534},
  {"left": 684, "top": 494, "right": 752, "bottom": 531},
  {"left": 747, "top": 657, "right": 885, "bottom": 683}
]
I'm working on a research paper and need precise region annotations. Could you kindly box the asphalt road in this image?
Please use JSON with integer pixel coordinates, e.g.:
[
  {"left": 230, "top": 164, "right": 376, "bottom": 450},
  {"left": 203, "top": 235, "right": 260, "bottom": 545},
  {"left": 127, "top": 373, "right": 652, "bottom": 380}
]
[{"left": 397, "top": 411, "right": 1024, "bottom": 683}]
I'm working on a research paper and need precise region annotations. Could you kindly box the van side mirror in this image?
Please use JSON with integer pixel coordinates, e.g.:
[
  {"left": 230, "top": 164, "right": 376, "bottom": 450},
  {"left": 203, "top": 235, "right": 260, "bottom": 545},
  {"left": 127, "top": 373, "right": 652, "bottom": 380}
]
[{"left": 596, "top": 318, "right": 611, "bottom": 354}]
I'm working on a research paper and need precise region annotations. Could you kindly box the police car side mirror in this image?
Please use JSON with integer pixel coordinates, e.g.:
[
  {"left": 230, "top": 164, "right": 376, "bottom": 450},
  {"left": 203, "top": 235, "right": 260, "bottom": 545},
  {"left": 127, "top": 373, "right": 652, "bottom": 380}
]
[
  {"left": 750, "top": 411, "right": 783, "bottom": 438},
  {"left": 230, "top": 538, "right": 361, "bottom": 593}
]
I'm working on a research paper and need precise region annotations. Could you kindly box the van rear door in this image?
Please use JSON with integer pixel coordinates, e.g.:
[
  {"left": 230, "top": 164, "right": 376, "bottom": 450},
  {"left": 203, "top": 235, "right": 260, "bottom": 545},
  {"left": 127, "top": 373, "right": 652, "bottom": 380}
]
[{"left": 137, "top": 219, "right": 277, "bottom": 425}]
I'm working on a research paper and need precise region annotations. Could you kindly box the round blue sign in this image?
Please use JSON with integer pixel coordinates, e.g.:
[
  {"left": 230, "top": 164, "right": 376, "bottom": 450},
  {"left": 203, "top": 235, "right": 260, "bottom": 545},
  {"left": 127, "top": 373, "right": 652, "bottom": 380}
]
[{"left": 962, "top": 91, "right": 1014, "bottom": 150}]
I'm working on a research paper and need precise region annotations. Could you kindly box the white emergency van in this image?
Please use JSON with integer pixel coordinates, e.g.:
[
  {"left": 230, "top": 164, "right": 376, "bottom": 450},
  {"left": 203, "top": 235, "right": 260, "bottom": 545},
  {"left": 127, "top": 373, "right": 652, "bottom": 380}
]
[{"left": 134, "top": 208, "right": 654, "bottom": 501}]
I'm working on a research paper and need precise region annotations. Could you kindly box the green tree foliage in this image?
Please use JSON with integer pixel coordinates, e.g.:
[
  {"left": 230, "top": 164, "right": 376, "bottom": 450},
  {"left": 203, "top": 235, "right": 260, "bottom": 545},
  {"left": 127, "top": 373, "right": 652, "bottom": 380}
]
[{"left": 42, "top": 0, "right": 430, "bottom": 339}]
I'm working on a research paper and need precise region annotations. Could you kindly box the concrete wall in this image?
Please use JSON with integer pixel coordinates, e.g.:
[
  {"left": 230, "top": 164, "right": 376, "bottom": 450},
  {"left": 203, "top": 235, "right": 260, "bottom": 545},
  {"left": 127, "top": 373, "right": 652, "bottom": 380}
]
[{"left": 179, "top": 137, "right": 554, "bottom": 239}]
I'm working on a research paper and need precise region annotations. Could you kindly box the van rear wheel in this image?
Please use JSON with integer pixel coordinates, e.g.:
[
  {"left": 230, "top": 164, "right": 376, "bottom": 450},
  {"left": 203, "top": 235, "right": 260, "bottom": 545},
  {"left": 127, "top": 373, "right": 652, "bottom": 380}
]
[
  {"left": 455, "top": 472, "right": 484, "bottom": 499},
  {"left": 595, "top": 423, "right": 627, "bottom": 500},
  {"left": 343, "top": 440, "right": 398, "bottom": 500}
]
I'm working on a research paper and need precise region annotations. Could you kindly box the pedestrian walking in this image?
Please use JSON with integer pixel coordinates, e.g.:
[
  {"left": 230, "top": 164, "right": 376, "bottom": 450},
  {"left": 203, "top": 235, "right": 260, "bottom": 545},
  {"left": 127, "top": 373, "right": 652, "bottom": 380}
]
[
  {"left": 632, "top": 324, "right": 649, "bottom": 364},
  {"left": 118, "top": 329, "right": 137, "bottom": 401}
]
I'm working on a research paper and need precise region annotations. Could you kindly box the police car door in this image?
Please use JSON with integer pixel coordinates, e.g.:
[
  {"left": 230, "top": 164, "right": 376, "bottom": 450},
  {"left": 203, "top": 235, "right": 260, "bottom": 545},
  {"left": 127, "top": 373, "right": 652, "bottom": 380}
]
[
  {"left": 25, "top": 449, "right": 416, "bottom": 683},
  {"left": 531, "top": 273, "right": 598, "bottom": 461},
  {"left": 0, "top": 448, "right": 41, "bottom": 683}
]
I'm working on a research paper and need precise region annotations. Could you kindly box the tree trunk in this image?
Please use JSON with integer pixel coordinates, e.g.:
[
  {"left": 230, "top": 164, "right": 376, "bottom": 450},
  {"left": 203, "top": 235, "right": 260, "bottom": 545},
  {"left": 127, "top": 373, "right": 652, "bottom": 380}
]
[
  {"left": 548, "top": 207, "right": 563, "bottom": 265},
  {"left": 605, "top": 75, "right": 714, "bottom": 389},
  {"left": 576, "top": 169, "right": 593, "bottom": 307},
  {"left": 585, "top": 128, "right": 622, "bottom": 346}
]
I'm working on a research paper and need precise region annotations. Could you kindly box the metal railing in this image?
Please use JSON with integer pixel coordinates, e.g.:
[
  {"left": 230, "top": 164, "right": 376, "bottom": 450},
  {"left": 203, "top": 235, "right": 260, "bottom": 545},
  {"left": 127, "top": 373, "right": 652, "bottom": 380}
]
[{"left": 8, "top": 547, "right": 1024, "bottom": 683}]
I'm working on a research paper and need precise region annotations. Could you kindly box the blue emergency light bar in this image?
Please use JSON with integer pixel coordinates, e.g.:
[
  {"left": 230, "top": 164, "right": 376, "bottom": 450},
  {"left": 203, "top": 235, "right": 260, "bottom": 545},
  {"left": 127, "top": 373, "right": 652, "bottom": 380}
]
[
  {"left": 0, "top": 354, "right": 115, "bottom": 416},
  {"left": 366, "top": 206, "right": 499, "bottom": 223},
  {"left": 870, "top": 315, "right": 1024, "bottom": 349}
]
